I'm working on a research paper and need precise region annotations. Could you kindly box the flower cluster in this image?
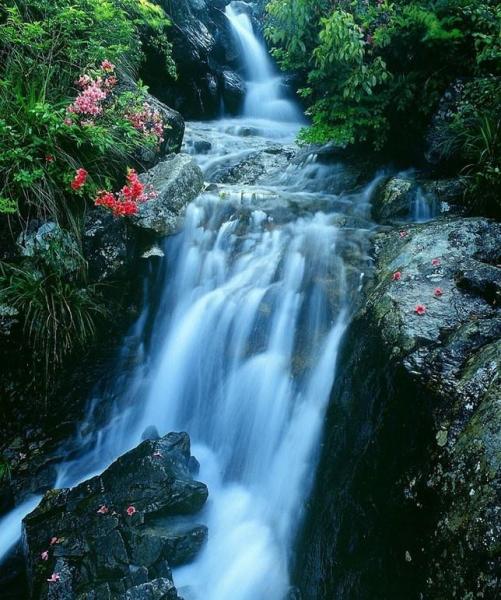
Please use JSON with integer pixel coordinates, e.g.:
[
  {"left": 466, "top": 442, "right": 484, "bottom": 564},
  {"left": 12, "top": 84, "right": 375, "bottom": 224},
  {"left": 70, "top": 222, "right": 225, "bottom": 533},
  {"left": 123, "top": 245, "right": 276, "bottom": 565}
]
[
  {"left": 66, "top": 61, "right": 117, "bottom": 123},
  {"left": 126, "top": 102, "right": 164, "bottom": 144},
  {"left": 95, "top": 169, "right": 156, "bottom": 217},
  {"left": 71, "top": 168, "right": 88, "bottom": 191}
]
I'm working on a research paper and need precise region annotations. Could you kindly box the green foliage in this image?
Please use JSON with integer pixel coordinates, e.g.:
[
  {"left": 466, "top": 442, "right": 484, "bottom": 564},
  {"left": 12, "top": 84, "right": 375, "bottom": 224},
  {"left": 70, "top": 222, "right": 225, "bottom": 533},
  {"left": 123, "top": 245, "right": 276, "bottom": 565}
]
[
  {"left": 265, "top": 1, "right": 500, "bottom": 145},
  {"left": 0, "top": 259, "right": 107, "bottom": 378},
  {"left": 265, "top": 0, "right": 501, "bottom": 212},
  {"left": 433, "top": 78, "right": 501, "bottom": 214},
  {"left": 0, "top": 0, "right": 176, "bottom": 373}
]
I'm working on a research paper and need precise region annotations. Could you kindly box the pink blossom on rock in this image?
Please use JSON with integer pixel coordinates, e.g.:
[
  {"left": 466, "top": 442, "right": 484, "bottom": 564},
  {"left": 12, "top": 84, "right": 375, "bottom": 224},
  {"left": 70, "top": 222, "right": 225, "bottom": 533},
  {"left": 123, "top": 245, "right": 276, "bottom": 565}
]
[
  {"left": 47, "top": 573, "right": 60, "bottom": 583},
  {"left": 392, "top": 271, "right": 402, "bottom": 281},
  {"left": 97, "top": 505, "right": 109, "bottom": 514},
  {"left": 431, "top": 258, "right": 441, "bottom": 266},
  {"left": 434, "top": 287, "right": 443, "bottom": 297},
  {"left": 414, "top": 304, "right": 426, "bottom": 316},
  {"left": 399, "top": 230, "right": 408, "bottom": 239},
  {"left": 126, "top": 506, "right": 137, "bottom": 516}
]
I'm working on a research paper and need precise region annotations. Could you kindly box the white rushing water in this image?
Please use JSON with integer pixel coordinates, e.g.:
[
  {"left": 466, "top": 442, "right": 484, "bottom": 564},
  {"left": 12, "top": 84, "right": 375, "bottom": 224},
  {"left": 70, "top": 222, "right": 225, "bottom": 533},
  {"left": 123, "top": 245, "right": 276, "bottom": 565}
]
[
  {"left": 0, "top": 5, "right": 378, "bottom": 598},
  {"left": 225, "top": 3, "right": 303, "bottom": 123}
]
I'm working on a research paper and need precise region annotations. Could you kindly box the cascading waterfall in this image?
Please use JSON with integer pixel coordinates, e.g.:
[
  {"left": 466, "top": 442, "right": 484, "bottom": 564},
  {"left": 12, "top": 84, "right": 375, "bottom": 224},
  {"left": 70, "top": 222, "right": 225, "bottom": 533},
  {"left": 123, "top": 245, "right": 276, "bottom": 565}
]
[
  {"left": 225, "top": 4, "right": 303, "bottom": 123},
  {"left": 0, "top": 5, "right": 378, "bottom": 599}
]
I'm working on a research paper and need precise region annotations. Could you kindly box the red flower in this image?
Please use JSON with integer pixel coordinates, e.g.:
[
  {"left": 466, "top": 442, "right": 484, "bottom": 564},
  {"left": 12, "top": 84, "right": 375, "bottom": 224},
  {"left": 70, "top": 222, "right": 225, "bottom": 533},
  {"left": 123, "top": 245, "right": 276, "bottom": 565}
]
[
  {"left": 47, "top": 573, "right": 60, "bottom": 583},
  {"left": 392, "top": 271, "right": 402, "bottom": 281},
  {"left": 45, "top": 155, "right": 54, "bottom": 163},
  {"left": 414, "top": 304, "right": 426, "bottom": 315},
  {"left": 71, "top": 168, "right": 88, "bottom": 191},
  {"left": 126, "top": 506, "right": 137, "bottom": 516},
  {"left": 431, "top": 258, "right": 441, "bottom": 266},
  {"left": 434, "top": 287, "right": 443, "bottom": 297}
]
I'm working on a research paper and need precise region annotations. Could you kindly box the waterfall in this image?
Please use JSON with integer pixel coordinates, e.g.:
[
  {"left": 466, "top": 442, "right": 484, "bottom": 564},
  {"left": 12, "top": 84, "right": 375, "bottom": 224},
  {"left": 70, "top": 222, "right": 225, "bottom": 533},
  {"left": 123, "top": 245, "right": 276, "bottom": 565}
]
[
  {"left": 0, "top": 6, "right": 378, "bottom": 599},
  {"left": 225, "top": 3, "right": 303, "bottom": 123}
]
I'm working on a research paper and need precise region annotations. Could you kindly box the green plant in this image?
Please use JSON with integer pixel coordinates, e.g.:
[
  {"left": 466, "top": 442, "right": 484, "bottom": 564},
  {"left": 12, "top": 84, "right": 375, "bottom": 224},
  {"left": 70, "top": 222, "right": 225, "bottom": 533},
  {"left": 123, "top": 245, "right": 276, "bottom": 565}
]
[{"left": 0, "top": 260, "right": 108, "bottom": 378}]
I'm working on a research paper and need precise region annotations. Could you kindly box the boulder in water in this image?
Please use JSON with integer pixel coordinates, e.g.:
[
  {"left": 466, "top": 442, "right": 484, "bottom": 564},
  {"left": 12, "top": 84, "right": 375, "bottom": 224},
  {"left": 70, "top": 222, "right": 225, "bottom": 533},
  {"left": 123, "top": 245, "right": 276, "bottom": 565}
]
[
  {"left": 22, "top": 432, "right": 208, "bottom": 600},
  {"left": 132, "top": 154, "right": 204, "bottom": 236}
]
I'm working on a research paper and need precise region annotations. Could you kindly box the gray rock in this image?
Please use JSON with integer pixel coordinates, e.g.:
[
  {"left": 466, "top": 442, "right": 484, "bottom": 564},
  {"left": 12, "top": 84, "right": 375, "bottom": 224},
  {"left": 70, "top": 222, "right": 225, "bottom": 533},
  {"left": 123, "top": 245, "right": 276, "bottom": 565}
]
[
  {"left": 366, "top": 217, "right": 501, "bottom": 597},
  {"left": 17, "top": 222, "right": 82, "bottom": 275},
  {"left": 372, "top": 176, "right": 416, "bottom": 222},
  {"left": 123, "top": 578, "right": 178, "bottom": 600},
  {"left": 132, "top": 155, "right": 204, "bottom": 236},
  {"left": 23, "top": 432, "right": 208, "bottom": 600}
]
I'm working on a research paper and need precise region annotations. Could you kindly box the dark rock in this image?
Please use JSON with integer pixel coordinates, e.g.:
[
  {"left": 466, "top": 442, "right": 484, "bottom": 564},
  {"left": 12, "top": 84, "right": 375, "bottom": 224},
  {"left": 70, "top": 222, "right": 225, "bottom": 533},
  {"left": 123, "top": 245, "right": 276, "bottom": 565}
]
[
  {"left": 83, "top": 211, "right": 128, "bottom": 282},
  {"left": 365, "top": 217, "right": 501, "bottom": 597},
  {"left": 193, "top": 140, "right": 212, "bottom": 154},
  {"left": 147, "top": 1, "right": 241, "bottom": 118},
  {"left": 132, "top": 154, "right": 204, "bottom": 236},
  {"left": 220, "top": 70, "right": 246, "bottom": 114},
  {"left": 23, "top": 432, "right": 208, "bottom": 600}
]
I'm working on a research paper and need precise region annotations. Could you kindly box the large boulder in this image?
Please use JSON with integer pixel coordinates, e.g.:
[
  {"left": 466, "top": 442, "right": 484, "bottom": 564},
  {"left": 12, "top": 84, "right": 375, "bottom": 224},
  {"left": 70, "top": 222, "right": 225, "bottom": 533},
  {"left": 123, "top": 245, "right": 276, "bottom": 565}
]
[
  {"left": 132, "top": 154, "right": 204, "bottom": 236},
  {"left": 146, "top": 1, "right": 242, "bottom": 118},
  {"left": 366, "top": 217, "right": 500, "bottom": 598},
  {"left": 22, "top": 432, "right": 208, "bottom": 600}
]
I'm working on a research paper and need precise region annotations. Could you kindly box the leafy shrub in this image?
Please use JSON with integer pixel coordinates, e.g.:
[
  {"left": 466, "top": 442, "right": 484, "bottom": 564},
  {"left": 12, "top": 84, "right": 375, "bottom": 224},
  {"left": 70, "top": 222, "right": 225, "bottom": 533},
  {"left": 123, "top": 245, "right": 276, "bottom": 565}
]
[
  {"left": 265, "top": 0, "right": 500, "bottom": 148},
  {"left": 265, "top": 0, "right": 500, "bottom": 213}
]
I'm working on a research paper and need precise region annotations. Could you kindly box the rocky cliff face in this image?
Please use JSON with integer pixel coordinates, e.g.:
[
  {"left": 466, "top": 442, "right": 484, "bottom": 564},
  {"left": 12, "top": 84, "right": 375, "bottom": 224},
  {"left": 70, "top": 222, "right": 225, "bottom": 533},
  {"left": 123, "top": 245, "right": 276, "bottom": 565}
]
[
  {"left": 22, "top": 432, "right": 208, "bottom": 600},
  {"left": 366, "top": 217, "right": 500, "bottom": 598},
  {"left": 144, "top": 0, "right": 250, "bottom": 118},
  {"left": 297, "top": 180, "right": 500, "bottom": 599}
]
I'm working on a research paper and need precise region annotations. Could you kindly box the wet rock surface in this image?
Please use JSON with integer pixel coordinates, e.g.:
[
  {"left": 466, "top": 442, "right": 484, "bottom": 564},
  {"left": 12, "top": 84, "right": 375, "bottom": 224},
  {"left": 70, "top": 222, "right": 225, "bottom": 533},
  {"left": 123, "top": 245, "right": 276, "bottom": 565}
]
[
  {"left": 366, "top": 217, "right": 500, "bottom": 597},
  {"left": 133, "top": 154, "right": 204, "bottom": 236},
  {"left": 149, "top": 0, "right": 244, "bottom": 118},
  {"left": 23, "top": 432, "right": 208, "bottom": 600}
]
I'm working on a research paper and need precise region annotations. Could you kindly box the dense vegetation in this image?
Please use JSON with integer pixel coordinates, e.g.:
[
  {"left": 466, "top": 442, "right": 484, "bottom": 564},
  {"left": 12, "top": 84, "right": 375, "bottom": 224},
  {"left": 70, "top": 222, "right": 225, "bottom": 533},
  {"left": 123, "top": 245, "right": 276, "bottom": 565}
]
[
  {"left": 0, "top": 0, "right": 175, "bottom": 378},
  {"left": 265, "top": 0, "right": 500, "bottom": 212}
]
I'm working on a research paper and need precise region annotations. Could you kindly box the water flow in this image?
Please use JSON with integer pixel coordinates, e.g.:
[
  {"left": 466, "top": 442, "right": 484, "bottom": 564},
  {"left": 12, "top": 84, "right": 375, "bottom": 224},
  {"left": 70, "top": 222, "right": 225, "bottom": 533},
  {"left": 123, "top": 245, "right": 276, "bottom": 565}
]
[
  {"left": 225, "top": 3, "right": 302, "bottom": 122},
  {"left": 0, "top": 9, "right": 378, "bottom": 598}
]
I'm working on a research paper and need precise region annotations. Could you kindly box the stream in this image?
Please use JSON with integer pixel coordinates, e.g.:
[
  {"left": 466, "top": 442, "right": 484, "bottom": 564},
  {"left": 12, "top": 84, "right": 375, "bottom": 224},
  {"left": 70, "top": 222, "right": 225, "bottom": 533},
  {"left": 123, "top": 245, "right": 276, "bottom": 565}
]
[{"left": 1, "top": 4, "right": 382, "bottom": 598}]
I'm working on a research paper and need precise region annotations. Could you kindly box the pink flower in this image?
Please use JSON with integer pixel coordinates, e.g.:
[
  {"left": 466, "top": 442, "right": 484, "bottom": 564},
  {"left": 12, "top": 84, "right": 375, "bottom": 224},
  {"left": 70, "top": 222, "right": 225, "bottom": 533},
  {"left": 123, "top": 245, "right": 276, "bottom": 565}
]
[
  {"left": 399, "top": 230, "right": 408, "bottom": 239},
  {"left": 41, "top": 550, "right": 49, "bottom": 561},
  {"left": 414, "top": 304, "right": 426, "bottom": 315},
  {"left": 45, "top": 155, "right": 54, "bottom": 163},
  {"left": 126, "top": 506, "right": 137, "bottom": 516},
  {"left": 64, "top": 118, "right": 73, "bottom": 126},
  {"left": 434, "top": 287, "right": 443, "bottom": 297},
  {"left": 97, "top": 505, "right": 109, "bottom": 514},
  {"left": 47, "top": 573, "right": 60, "bottom": 583},
  {"left": 101, "top": 59, "right": 115, "bottom": 72},
  {"left": 431, "top": 258, "right": 441, "bottom": 266},
  {"left": 391, "top": 271, "right": 402, "bottom": 281},
  {"left": 67, "top": 79, "right": 107, "bottom": 117},
  {"left": 50, "top": 537, "right": 61, "bottom": 546},
  {"left": 71, "top": 168, "right": 88, "bottom": 191}
]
